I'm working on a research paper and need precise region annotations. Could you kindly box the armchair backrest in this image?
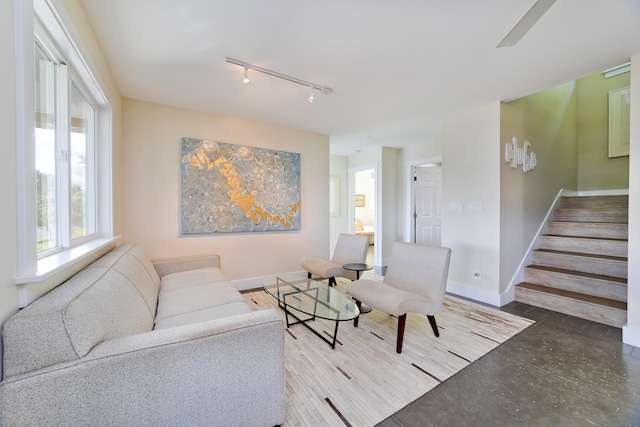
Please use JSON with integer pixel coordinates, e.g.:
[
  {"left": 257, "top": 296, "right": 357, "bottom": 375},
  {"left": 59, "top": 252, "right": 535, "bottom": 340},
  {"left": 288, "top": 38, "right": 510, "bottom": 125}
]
[
  {"left": 330, "top": 233, "right": 370, "bottom": 265},
  {"left": 384, "top": 242, "right": 451, "bottom": 305}
]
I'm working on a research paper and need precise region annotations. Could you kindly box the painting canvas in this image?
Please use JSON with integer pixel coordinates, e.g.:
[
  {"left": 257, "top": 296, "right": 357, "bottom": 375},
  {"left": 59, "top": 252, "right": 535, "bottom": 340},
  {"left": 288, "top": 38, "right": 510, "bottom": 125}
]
[
  {"left": 181, "top": 137, "right": 301, "bottom": 234},
  {"left": 608, "top": 86, "right": 630, "bottom": 158}
]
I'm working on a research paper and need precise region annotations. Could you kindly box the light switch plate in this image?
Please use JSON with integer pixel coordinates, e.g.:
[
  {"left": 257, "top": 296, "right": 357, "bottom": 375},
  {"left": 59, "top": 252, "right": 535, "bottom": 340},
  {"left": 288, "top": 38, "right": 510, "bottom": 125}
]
[
  {"left": 468, "top": 201, "right": 483, "bottom": 212},
  {"left": 450, "top": 202, "right": 463, "bottom": 212}
]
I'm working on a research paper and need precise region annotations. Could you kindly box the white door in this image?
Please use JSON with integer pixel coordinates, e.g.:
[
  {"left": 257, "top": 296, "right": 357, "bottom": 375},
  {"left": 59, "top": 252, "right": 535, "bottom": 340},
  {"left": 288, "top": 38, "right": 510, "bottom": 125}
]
[{"left": 413, "top": 166, "right": 442, "bottom": 246}]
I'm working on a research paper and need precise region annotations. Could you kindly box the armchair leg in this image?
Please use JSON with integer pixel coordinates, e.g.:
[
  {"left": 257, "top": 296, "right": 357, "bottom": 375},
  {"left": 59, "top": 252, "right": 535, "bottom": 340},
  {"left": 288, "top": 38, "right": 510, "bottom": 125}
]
[
  {"left": 427, "top": 315, "right": 440, "bottom": 337},
  {"left": 307, "top": 272, "right": 312, "bottom": 279},
  {"left": 397, "top": 314, "right": 407, "bottom": 353},
  {"left": 354, "top": 300, "right": 362, "bottom": 327},
  {"left": 328, "top": 277, "right": 337, "bottom": 287}
]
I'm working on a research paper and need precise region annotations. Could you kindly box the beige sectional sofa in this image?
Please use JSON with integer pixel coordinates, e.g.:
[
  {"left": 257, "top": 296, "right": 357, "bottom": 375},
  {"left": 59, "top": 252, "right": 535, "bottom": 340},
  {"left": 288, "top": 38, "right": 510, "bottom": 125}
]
[{"left": 0, "top": 243, "right": 285, "bottom": 426}]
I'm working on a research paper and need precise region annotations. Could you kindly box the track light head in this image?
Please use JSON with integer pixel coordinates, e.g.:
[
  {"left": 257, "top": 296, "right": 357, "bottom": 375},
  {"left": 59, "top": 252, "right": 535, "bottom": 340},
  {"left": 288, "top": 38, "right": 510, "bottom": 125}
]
[
  {"left": 226, "top": 57, "right": 332, "bottom": 102},
  {"left": 242, "top": 65, "right": 250, "bottom": 84}
]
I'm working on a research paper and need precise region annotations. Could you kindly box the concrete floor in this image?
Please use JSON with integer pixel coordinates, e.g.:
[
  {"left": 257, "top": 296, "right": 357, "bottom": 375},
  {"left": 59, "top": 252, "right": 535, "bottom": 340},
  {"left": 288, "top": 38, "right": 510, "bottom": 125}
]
[{"left": 378, "top": 301, "right": 640, "bottom": 427}]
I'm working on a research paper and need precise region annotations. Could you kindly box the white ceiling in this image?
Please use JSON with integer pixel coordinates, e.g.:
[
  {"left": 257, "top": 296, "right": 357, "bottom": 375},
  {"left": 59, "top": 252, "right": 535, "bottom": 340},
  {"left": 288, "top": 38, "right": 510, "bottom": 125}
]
[{"left": 79, "top": 0, "right": 640, "bottom": 156}]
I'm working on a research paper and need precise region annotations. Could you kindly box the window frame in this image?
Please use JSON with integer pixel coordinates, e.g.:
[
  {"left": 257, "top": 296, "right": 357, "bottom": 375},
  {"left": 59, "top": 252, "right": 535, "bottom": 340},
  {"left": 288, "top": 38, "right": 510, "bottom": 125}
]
[
  {"left": 15, "top": 0, "right": 117, "bottom": 307},
  {"left": 67, "top": 76, "right": 99, "bottom": 245}
]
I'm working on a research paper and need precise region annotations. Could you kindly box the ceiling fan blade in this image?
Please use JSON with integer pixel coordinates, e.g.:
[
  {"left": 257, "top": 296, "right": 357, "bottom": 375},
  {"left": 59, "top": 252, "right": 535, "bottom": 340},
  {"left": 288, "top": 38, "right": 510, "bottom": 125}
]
[{"left": 497, "top": 0, "right": 557, "bottom": 48}]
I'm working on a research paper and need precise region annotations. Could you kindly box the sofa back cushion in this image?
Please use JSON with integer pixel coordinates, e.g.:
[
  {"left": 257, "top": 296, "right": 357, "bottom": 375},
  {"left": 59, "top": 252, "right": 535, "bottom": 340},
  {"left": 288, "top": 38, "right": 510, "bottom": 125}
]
[
  {"left": 112, "top": 245, "right": 160, "bottom": 317},
  {"left": 2, "top": 244, "right": 158, "bottom": 377}
]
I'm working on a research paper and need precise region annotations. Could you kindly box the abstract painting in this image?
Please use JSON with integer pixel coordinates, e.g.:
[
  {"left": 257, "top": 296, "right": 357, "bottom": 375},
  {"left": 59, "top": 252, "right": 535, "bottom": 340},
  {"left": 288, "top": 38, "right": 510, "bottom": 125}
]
[{"left": 181, "top": 137, "right": 301, "bottom": 234}]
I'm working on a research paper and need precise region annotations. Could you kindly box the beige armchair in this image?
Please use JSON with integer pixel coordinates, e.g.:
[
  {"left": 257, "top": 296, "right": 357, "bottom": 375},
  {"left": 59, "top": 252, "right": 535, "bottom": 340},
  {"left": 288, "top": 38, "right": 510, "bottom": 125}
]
[
  {"left": 302, "top": 233, "right": 370, "bottom": 286},
  {"left": 348, "top": 242, "right": 451, "bottom": 353}
]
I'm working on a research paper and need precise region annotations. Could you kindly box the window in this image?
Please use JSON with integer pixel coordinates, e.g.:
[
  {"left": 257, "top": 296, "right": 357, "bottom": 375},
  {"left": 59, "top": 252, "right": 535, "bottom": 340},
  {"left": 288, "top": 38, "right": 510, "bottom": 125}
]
[
  {"left": 34, "top": 36, "right": 98, "bottom": 256},
  {"left": 35, "top": 42, "right": 57, "bottom": 252},
  {"left": 15, "top": 0, "right": 115, "bottom": 305},
  {"left": 70, "top": 82, "right": 97, "bottom": 241}
]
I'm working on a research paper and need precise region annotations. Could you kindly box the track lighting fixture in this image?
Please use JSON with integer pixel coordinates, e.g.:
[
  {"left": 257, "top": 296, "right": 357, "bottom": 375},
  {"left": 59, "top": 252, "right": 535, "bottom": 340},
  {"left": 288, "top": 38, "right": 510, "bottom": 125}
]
[
  {"left": 242, "top": 65, "right": 250, "bottom": 84},
  {"left": 226, "top": 57, "right": 332, "bottom": 101}
]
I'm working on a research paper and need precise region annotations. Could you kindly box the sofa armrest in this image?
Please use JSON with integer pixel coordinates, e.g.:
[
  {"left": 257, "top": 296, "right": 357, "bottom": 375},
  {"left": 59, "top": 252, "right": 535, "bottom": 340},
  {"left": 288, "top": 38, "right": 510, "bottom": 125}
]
[
  {"left": 0, "top": 310, "right": 285, "bottom": 427},
  {"left": 152, "top": 254, "right": 220, "bottom": 277}
]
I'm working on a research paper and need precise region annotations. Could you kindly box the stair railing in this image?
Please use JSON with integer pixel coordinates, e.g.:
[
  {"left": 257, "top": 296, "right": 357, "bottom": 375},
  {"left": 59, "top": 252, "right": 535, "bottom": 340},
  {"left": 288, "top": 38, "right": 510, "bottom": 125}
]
[{"left": 504, "top": 188, "right": 578, "bottom": 297}]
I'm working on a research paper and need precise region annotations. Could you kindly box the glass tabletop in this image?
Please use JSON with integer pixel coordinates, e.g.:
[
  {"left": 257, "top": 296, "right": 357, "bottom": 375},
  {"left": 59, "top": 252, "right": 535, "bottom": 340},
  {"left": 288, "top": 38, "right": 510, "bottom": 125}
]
[{"left": 263, "top": 274, "right": 360, "bottom": 321}]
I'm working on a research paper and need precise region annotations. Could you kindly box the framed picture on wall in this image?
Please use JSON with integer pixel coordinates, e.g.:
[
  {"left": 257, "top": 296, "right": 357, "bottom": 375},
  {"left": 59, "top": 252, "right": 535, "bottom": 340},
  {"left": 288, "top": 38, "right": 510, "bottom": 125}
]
[
  {"left": 355, "top": 194, "right": 365, "bottom": 207},
  {"left": 608, "top": 86, "right": 630, "bottom": 158},
  {"left": 181, "top": 137, "right": 301, "bottom": 234}
]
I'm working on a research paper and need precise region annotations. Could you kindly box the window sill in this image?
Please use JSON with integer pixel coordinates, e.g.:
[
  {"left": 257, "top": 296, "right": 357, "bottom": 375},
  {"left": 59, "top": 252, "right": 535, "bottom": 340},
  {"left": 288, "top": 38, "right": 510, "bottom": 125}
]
[{"left": 15, "top": 236, "right": 120, "bottom": 307}]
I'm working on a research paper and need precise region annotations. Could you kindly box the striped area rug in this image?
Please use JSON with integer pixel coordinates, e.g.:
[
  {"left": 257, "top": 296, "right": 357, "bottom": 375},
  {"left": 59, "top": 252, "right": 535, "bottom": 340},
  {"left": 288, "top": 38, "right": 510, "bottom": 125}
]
[{"left": 243, "top": 274, "right": 534, "bottom": 426}]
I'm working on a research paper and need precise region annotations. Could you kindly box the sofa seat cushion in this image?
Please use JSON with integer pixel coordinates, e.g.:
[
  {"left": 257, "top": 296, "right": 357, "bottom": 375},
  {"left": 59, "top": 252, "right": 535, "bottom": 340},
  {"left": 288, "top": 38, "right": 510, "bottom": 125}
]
[
  {"left": 155, "top": 268, "right": 246, "bottom": 325},
  {"left": 159, "top": 267, "right": 228, "bottom": 292},
  {"left": 154, "top": 302, "right": 252, "bottom": 330}
]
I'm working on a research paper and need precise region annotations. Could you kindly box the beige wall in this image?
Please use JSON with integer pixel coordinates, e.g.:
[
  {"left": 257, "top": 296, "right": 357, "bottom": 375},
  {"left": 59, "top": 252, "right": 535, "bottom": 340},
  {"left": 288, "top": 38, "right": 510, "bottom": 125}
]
[
  {"left": 577, "top": 71, "right": 630, "bottom": 191},
  {"left": 624, "top": 54, "right": 640, "bottom": 347},
  {"left": 380, "top": 147, "right": 399, "bottom": 263},
  {"left": 442, "top": 103, "right": 502, "bottom": 304},
  {"left": 121, "top": 99, "right": 330, "bottom": 288},
  {"left": 329, "top": 154, "right": 349, "bottom": 252},
  {"left": 500, "top": 82, "right": 579, "bottom": 295},
  {"left": 1, "top": 0, "right": 19, "bottom": 380}
]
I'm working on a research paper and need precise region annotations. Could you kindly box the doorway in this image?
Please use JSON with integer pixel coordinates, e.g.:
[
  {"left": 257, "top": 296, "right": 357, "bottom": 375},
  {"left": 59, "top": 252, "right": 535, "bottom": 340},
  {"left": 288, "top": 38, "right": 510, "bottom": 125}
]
[
  {"left": 409, "top": 160, "right": 442, "bottom": 246},
  {"left": 354, "top": 168, "right": 375, "bottom": 264},
  {"left": 349, "top": 163, "right": 379, "bottom": 267}
]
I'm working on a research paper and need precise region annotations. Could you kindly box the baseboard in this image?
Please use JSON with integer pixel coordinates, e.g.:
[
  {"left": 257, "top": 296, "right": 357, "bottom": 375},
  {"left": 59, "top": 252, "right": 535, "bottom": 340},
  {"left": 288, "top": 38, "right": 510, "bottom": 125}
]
[
  {"left": 446, "top": 281, "right": 513, "bottom": 307},
  {"left": 576, "top": 189, "right": 629, "bottom": 196},
  {"left": 623, "top": 324, "right": 640, "bottom": 348},
  {"left": 232, "top": 270, "right": 308, "bottom": 292}
]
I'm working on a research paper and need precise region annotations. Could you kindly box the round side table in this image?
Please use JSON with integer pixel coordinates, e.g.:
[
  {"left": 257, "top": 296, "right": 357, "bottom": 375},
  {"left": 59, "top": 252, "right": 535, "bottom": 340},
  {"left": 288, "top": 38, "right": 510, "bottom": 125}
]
[{"left": 342, "top": 263, "right": 373, "bottom": 280}]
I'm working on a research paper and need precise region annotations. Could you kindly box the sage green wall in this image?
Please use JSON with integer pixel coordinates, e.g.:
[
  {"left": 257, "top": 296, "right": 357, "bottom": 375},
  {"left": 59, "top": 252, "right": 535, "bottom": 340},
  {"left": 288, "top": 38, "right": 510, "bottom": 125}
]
[
  {"left": 577, "top": 71, "right": 630, "bottom": 190},
  {"left": 500, "top": 82, "right": 579, "bottom": 294}
]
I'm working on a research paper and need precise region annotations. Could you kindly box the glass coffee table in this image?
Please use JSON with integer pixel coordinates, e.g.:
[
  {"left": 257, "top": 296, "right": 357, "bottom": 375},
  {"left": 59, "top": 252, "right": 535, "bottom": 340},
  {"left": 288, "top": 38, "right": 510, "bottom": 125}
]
[{"left": 263, "top": 274, "right": 360, "bottom": 349}]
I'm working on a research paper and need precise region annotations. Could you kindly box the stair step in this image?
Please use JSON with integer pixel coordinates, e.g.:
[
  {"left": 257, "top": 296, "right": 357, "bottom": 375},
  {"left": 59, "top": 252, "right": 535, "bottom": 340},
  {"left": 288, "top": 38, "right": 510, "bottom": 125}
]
[
  {"left": 532, "top": 249, "right": 627, "bottom": 279},
  {"left": 554, "top": 208, "right": 628, "bottom": 223},
  {"left": 524, "top": 265, "right": 627, "bottom": 302},
  {"left": 539, "top": 235, "right": 628, "bottom": 257},
  {"left": 514, "top": 282, "right": 627, "bottom": 327},
  {"left": 560, "top": 195, "right": 628, "bottom": 209},
  {"left": 547, "top": 221, "right": 628, "bottom": 239}
]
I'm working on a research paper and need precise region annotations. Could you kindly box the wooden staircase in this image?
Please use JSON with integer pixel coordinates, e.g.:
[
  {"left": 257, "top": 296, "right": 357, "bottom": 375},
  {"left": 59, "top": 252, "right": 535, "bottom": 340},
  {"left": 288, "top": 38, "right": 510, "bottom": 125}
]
[{"left": 514, "top": 195, "right": 628, "bottom": 327}]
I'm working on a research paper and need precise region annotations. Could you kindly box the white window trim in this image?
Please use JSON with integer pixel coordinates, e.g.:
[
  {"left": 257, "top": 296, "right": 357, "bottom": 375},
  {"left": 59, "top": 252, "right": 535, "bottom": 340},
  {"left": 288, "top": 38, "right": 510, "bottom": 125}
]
[{"left": 14, "top": 0, "right": 116, "bottom": 307}]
